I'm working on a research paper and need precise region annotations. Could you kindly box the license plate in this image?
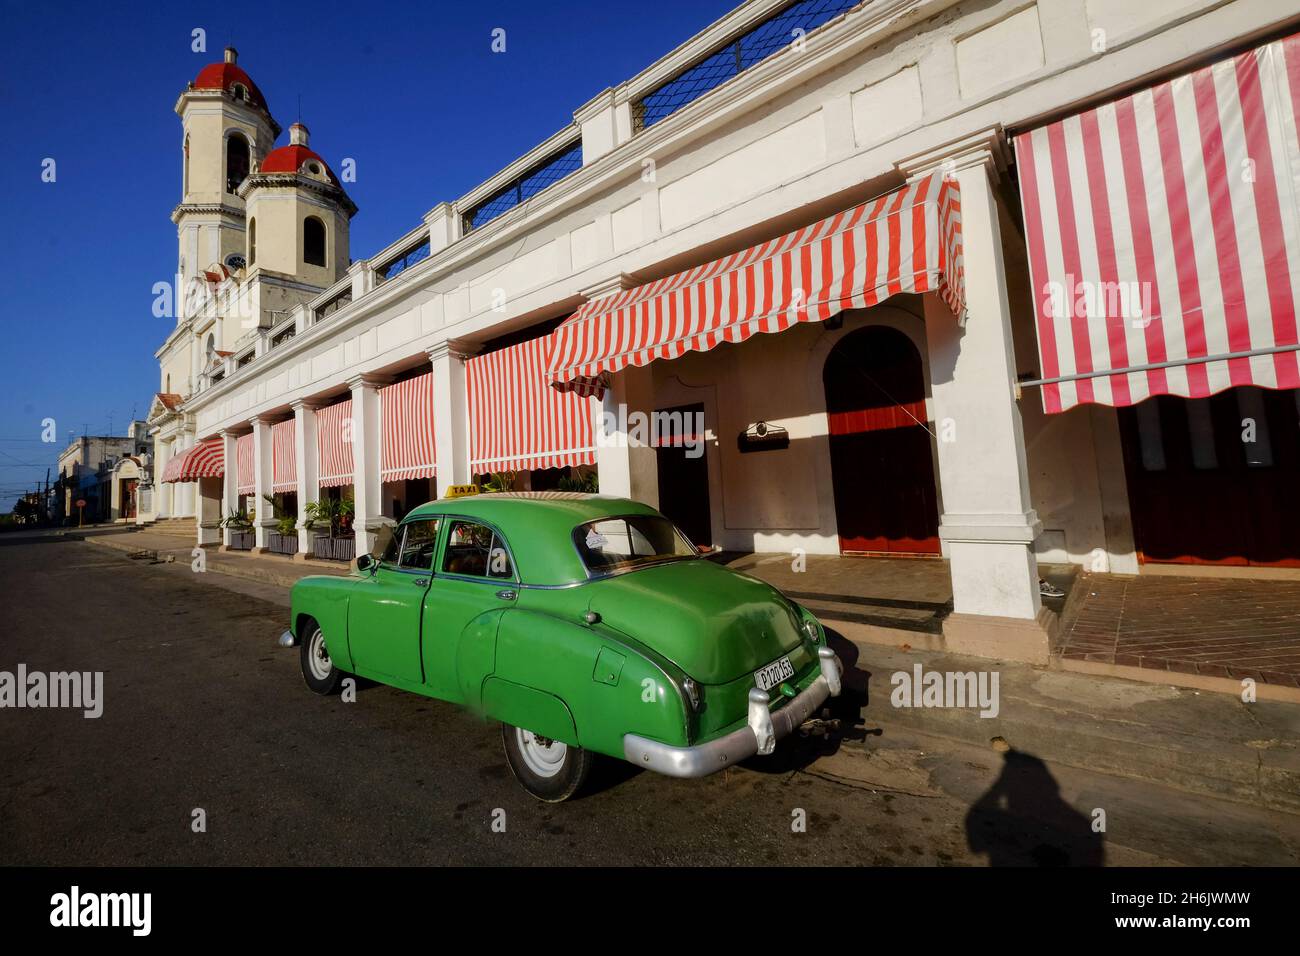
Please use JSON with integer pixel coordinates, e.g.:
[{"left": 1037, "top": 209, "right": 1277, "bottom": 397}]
[{"left": 754, "top": 655, "right": 795, "bottom": 691}]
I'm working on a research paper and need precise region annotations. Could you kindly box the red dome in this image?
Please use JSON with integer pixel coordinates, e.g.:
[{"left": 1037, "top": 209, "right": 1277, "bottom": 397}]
[
  {"left": 193, "top": 62, "right": 269, "bottom": 112},
  {"left": 260, "top": 144, "right": 338, "bottom": 184}
]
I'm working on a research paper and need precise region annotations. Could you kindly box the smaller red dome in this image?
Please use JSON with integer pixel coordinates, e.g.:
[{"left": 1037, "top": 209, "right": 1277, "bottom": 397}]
[
  {"left": 192, "top": 61, "right": 269, "bottom": 112},
  {"left": 259, "top": 144, "right": 338, "bottom": 184}
]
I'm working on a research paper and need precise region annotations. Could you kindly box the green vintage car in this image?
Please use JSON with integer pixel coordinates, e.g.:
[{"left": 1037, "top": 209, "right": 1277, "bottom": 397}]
[{"left": 284, "top": 492, "right": 842, "bottom": 801}]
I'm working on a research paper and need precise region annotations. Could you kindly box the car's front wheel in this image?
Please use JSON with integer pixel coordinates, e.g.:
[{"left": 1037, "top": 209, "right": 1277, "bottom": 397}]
[
  {"left": 501, "top": 723, "right": 592, "bottom": 802},
  {"left": 300, "top": 620, "right": 343, "bottom": 695}
]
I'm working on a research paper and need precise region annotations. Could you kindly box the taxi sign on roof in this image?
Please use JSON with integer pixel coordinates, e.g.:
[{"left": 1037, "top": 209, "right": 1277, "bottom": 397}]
[{"left": 443, "top": 484, "right": 480, "bottom": 499}]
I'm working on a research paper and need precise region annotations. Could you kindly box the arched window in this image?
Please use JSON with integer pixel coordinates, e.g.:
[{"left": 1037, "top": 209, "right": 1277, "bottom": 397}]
[
  {"left": 248, "top": 218, "right": 256, "bottom": 266},
  {"left": 166, "top": 374, "right": 171, "bottom": 393},
  {"left": 205, "top": 334, "right": 216, "bottom": 366},
  {"left": 226, "top": 133, "right": 250, "bottom": 193},
  {"left": 183, "top": 134, "right": 190, "bottom": 195},
  {"left": 303, "top": 216, "right": 326, "bottom": 267}
]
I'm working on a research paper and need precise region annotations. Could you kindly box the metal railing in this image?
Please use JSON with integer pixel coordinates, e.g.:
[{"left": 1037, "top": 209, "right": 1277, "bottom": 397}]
[
  {"left": 634, "top": 0, "right": 864, "bottom": 130},
  {"left": 461, "top": 139, "right": 583, "bottom": 233}
]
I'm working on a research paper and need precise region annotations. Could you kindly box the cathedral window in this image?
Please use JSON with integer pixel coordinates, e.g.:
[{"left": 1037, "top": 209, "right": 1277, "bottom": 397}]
[
  {"left": 304, "top": 216, "right": 327, "bottom": 267},
  {"left": 226, "top": 133, "right": 250, "bottom": 193}
]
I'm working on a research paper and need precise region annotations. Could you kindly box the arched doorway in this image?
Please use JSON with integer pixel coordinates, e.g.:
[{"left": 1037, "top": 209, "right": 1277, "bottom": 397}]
[{"left": 823, "top": 325, "right": 940, "bottom": 555}]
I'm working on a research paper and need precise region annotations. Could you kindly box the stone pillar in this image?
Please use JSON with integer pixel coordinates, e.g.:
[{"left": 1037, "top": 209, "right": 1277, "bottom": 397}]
[
  {"left": 179, "top": 437, "right": 196, "bottom": 520},
  {"left": 219, "top": 430, "right": 239, "bottom": 548},
  {"left": 349, "top": 375, "right": 387, "bottom": 555},
  {"left": 595, "top": 364, "right": 660, "bottom": 508},
  {"left": 176, "top": 435, "right": 196, "bottom": 518},
  {"left": 902, "top": 130, "right": 1054, "bottom": 664},
  {"left": 252, "top": 416, "right": 275, "bottom": 552},
  {"left": 154, "top": 436, "right": 172, "bottom": 519},
  {"left": 292, "top": 399, "right": 320, "bottom": 560},
  {"left": 429, "top": 342, "right": 472, "bottom": 498}
]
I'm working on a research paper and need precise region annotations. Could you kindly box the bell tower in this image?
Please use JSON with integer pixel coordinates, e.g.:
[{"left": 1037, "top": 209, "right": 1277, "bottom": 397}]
[
  {"left": 172, "top": 47, "right": 280, "bottom": 315},
  {"left": 241, "top": 121, "right": 357, "bottom": 289}
]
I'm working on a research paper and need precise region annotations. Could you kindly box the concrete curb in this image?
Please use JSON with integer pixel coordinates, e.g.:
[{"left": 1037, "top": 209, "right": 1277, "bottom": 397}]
[
  {"left": 843, "top": 637, "right": 1300, "bottom": 815},
  {"left": 85, "top": 533, "right": 350, "bottom": 590}
]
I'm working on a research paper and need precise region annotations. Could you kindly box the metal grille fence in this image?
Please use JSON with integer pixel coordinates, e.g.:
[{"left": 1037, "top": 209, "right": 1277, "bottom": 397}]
[
  {"left": 462, "top": 140, "right": 584, "bottom": 232},
  {"left": 635, "top": 0, "right": 863, "bottom": 129}
]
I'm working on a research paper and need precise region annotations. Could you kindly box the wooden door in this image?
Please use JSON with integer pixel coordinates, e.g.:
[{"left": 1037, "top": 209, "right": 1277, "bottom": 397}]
[
  {"left": 654, "top": 402, "right": 712, "bottom": 549},
  {"left": 824, "top": 326, "right": 939, "bottom": 555},
  {"left": 1119, "top": 388, "right": 1300, "bottom": 567}
]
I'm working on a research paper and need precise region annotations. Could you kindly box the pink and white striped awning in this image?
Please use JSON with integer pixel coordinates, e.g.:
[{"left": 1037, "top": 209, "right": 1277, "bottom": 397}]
[
  {"left": 317, "top": 399, "right": 354, "bottom": 488},
  {"left": 381, "top": 371, "right": 436, "bottom": 482},
  {"left": 468, "top": 336, "right": 597, "bottom": 473},
  {"left": 1015, "top": 31, "right": 1300, "bottom": 413},
  {"left": 271, "top": 419, "right": 297, "bottom": 493},
  {"left": 235, "top": 433, "right": 255, "bottom": 495},
  {"left": 545, "top": 172, "right": 964, "bottom": 396},
  {"left": 161, "top": 438, "right": 224, "bottom": 483}
]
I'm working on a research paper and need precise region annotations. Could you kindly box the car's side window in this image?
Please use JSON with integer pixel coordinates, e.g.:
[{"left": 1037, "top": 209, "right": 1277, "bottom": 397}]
[
  {"left": 398, "top": 519, "right": 439, "bottom": 571},
  {"left": 442, "top": 519, "right": 514, "bottom": 580},
  {"left": 378, "top": 526, "right": 404, "bottom": 566}
]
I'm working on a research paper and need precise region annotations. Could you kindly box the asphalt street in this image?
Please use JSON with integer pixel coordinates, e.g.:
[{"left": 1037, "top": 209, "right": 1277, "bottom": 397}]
[{"left": 2, "top": 535, "right": 1297, "bottom": 866}]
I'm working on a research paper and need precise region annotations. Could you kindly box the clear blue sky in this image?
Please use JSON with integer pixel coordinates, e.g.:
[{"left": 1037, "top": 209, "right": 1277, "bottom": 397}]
[{"left": 0, "top": 0, "right": 736, "bottom": 510}]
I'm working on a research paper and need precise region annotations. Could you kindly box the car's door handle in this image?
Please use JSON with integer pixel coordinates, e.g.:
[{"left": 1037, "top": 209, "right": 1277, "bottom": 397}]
[
  {"left": 495, "top": 589, "right": 517, "bottom": 601},
  {"left": 413, "top": 578, "right": 429, "bottom": 587}
]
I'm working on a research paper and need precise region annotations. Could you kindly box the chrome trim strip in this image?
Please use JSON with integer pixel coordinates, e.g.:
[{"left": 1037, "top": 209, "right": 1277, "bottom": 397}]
[{"left": 623, "top": 668, "right": 835, "bottom": 779}]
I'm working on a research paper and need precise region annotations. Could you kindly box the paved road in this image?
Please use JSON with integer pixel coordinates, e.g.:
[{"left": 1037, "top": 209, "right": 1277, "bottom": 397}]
[{"left": 1, "top": 537, "right": 1297, "bottom": 866}]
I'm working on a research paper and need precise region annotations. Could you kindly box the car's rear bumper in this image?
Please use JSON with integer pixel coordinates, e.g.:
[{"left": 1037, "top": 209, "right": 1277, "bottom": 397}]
[{"left": 623, "top": 647, "right": 842, "bottom": 779}]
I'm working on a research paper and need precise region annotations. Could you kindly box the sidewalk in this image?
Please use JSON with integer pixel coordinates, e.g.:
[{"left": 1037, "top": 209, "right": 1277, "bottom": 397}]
[
  {"left": 838, "top": 636, "right": 1300, "bottom": 815},
  {"left": 85, "top": 529, "right": 352, "bottom": 589}
]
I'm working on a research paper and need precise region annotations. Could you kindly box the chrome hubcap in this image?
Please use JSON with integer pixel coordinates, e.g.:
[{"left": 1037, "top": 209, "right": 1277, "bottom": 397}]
[
  {"left": 516, "top": 728, "right": 567, "bottom": 778},
  {"left": 307, "top": 628, "right": 332, "bottom": 681}
]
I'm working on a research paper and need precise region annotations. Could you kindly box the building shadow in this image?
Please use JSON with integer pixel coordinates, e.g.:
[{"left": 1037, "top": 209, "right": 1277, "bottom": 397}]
[{"left": 965, "top": 748, "right": 1105, "bottom": 866}]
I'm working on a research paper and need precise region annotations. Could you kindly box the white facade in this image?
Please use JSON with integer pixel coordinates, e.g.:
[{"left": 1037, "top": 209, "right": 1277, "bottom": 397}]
[{"left": 151, "top": 0, "right": 1300, "bottom": 662}]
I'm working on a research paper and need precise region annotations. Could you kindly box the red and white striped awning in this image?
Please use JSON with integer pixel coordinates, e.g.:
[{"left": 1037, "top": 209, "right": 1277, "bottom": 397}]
[
  {"left": 317, "top": 399, "right": 354, "bottom": 488},
  {"left": 271, "top": 419, "right": 296, "bottom": 493},
  {"left": 1015, "top": 31, "right": 1300, "bottom": 413},
  {"left": 468, "top": 336, "right": 597, "bottom": 473},
  {"left": 545, "top": 172, "right": 963, "bottom": 396},
  {"left": 161, "top": 438, "right": 224, "bottom": 483},
  {"left": 235, "top": 433, "right": 254, "bottom": 495},
  {"left": 381, "top": 371, "right": 436, "bottom": 481}
]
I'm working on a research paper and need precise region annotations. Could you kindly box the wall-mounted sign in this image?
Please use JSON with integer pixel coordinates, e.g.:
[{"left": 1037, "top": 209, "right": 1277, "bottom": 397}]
[{"left": 737, "top": 421, "right": 789, "bottom": 454}]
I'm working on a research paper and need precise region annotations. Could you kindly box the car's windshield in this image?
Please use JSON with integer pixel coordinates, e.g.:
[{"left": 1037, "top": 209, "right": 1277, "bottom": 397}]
[{"left": 573, "top": 515, "right": 697, "bottom": 575}]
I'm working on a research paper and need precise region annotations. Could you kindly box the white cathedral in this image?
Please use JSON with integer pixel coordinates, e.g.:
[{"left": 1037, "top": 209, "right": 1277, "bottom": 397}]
[{"left": 144, "top": 47, "right": 356, "bottom": 530}]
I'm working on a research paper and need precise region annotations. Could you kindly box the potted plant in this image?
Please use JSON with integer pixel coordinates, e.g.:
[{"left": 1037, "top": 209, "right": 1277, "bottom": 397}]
[
  {"left": 262, "top": 494, "right": 299, "bottom": 555},
  {"left": 221, "top": 508, "right": 255, "bottom": 550},
  {"left": 304, "top": 495, "right": 356, "bottom": 561},
  {"left": 478, "top": 471, "right": 518, "bottom": 493}
]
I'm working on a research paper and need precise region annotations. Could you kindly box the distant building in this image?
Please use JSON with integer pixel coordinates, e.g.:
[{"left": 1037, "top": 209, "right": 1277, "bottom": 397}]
[{"left": 55, "top": 422, "right": 151, "bottom": 524}]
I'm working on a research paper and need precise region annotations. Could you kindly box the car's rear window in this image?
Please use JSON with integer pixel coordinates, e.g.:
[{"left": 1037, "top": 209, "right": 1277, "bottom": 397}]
[{"left": 573, "top": 515, "right": 696, "bottom": 574}]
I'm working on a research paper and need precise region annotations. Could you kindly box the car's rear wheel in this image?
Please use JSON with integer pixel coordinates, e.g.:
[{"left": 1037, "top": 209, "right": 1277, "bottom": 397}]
[
  {"left": 501, "top": 723, "right": 592, "bottom": 802},
  {"left": 300, "top": 620, "right": 342, "bottom": 695}
]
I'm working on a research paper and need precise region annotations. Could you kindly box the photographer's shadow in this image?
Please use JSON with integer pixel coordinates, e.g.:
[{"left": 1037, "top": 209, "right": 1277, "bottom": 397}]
[{"left": 965, "top": 748, "right": 1105, "bottom": 867}]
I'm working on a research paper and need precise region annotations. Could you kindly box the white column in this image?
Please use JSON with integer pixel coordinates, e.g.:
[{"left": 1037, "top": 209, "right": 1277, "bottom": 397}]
[
  {"left": 154, "top": 436, "right": 171, "bottom": 519},
  {"left": 429, "top": 342, "right": 472, "bottom": 497},
  {"left": 180, "top": 433, "right": 199, "bottom": 519},
  {"left": 902, "top": 131, "right": 1053, "bottom": 664},
  {"left": 219, "top": 430, "right": 238, "bottom": 547},
  {"left": 349, "top": 375, "right": 386, "bottom": 555},
  {"left": 292, "top": 400, "right": 320, "bottom": 560},
  {"left": 252, "top": 416, "right": 275, "bottom": 551},
  {"left": 594, "top": 364, "right": 659, "bottom": 507}
]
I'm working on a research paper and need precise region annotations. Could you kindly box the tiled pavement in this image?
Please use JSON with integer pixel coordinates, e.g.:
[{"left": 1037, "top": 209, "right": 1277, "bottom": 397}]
[
  {"left": 711, "top": 551, "right": 1075, "bottom": 634},
  {"left": 1057, "top": 573, "right": 1300, "bottom": 688}
]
